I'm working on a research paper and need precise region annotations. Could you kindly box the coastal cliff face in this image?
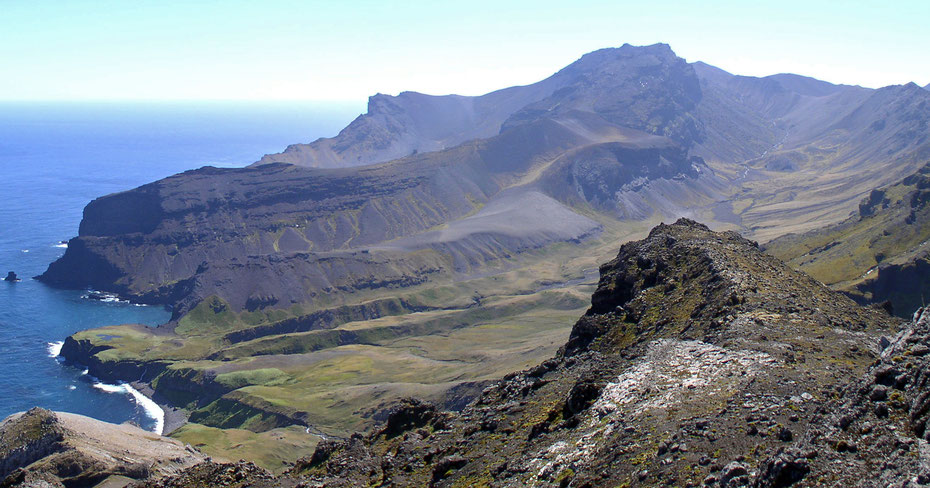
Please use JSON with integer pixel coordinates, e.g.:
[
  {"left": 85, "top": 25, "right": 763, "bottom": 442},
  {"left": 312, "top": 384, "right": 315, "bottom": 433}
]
[
  {"left": 37, "top": 116, "right": 706, "bottom": 320},
  {"left": 131, "top": 219, "right": 929, "bottom": 487}
]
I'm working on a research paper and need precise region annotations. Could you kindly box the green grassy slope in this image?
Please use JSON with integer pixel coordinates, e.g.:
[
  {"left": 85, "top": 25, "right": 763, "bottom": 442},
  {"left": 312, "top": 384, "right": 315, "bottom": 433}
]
[{"left": 766, "top": 163, "right": 930, "bottom": 316}]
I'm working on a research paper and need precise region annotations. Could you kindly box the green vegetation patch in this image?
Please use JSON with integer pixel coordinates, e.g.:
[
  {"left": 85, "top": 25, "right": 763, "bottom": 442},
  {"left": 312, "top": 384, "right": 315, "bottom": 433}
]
[{"left": 214, "top": 368, "right": 293, "bottom": 389}]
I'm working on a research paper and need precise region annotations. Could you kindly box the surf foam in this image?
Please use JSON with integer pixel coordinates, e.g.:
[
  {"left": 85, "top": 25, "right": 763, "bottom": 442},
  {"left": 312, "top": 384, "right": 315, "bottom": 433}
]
[
  {"left": 91, "top": 381, "right": 165, "bottom": 435},
  {"left": 47, "top": 341, "right": 64, "bottom": 357}
]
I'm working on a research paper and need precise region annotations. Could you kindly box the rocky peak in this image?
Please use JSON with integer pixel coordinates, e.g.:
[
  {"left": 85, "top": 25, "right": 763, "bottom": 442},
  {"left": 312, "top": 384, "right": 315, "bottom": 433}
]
[
  {"left": 502, "top": 45, "right": 704, "bottom": 146},
  {"left": 557, "top": 43, "right": 679, "bottom": 76},
  {"left": 565, "top": 218, "right": 883, "bottom": 356},
  {"left": 0, "top": 408, "right": 64, "bottom": 481}
]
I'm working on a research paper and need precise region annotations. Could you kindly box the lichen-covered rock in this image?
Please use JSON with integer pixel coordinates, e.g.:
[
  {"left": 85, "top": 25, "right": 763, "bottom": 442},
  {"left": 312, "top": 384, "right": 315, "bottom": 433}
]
[{"left": 750, "top": 306, "right": 930, "bottom": 487}]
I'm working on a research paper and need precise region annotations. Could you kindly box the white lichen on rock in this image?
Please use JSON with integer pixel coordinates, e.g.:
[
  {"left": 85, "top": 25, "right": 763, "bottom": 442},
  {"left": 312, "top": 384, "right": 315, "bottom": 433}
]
[{"left": 529, "top": 339, "right": 779, "bottom": 484}]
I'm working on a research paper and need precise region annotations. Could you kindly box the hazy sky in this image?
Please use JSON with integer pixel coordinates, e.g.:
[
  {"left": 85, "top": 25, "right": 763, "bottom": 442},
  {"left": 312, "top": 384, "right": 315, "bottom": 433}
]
[{"left": 2, "top": 0, "right": 928, "bottom": 101}]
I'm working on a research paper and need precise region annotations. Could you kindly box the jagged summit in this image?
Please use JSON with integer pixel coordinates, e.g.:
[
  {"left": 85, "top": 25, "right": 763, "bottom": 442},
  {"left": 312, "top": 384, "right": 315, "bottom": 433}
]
[{"left": 567, "top": 217, "right": 884, "bottom": 355}]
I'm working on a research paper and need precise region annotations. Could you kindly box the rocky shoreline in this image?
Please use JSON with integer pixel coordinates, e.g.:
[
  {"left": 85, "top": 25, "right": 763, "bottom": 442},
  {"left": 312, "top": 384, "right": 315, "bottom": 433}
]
[{"left": 56, "top": 335, "right": 191, "bottom": 436}]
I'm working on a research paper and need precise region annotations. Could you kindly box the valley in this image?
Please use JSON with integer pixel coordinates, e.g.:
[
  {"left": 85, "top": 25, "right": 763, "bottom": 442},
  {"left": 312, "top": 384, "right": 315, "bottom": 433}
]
[{"left": 27, "top": 43, "right": 930, "bottom": 472}]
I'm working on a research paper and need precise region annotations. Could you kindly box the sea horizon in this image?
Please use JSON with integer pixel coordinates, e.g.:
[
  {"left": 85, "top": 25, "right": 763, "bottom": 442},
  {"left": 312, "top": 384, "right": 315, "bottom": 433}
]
[{"left": 0, "top": 100, "right": 359, "bottom": 431}]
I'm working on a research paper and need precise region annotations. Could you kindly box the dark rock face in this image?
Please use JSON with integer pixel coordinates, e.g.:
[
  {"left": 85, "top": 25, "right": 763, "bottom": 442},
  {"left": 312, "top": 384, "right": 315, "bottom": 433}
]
[
  {"left": 60, "top": 335, "right": 170, "bottom": 384},
  {"left": 378, "top": 399, "right": 447, "bottom": 440},
  {"left": 37, "top": 161, "right": 475, "bottom": 315},
  {"left": 138, "top": 461, "right": 278, "bottom": 488},
  {"left": 3, "top": 272, "right": 17, "bottom": 282},
  {"left": 852, "top": 256, "right": 930, "bottom": 319}
]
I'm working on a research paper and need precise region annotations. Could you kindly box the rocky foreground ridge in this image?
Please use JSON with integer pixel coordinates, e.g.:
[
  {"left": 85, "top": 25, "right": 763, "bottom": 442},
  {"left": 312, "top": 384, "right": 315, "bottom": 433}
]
[
  {"left": 12, "top": 219, "right": 926, "bottom": 487},
  {"left": 272, "top": 219, "right": 901, "bottom": 487},
  {"left": 0, "top": 408, "right": 205, "bottom": 487}
]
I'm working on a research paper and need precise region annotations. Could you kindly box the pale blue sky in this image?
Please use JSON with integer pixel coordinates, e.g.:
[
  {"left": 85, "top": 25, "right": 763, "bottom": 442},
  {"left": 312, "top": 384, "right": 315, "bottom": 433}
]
[{"left": 2, "top": 0, "right": 928, "bottom": 101}]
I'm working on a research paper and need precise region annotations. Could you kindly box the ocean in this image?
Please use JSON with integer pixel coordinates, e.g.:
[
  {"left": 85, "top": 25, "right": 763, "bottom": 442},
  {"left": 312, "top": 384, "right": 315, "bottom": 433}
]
[{"left": 0, "top": 100, "right": 360, "bottom": 432}]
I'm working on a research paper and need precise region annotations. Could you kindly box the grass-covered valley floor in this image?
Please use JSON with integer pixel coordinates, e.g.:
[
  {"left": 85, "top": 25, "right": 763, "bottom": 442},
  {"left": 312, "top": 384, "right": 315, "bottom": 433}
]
[{"left": 61, "top": 222, "right": 656, "bottom": 470}]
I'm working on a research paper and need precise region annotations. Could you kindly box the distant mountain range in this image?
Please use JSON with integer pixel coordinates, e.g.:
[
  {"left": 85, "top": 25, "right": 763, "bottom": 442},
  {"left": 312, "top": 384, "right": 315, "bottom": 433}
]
[
  {"left": 34, "top": 44, "right": 930, "bottom": 456},
  {"left": 40, "top": 44, "right": 930, "bottom": 317}
]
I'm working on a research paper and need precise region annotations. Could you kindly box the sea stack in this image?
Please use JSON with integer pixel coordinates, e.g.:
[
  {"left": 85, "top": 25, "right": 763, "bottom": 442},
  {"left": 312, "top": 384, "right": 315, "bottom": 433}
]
[{"left": 4, "top": 271, "right": 19, "bottom": 282}]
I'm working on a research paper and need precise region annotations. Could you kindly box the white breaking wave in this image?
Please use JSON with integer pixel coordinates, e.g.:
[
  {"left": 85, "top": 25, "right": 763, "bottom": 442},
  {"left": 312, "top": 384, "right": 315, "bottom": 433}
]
[
  {"left": 82, "top": 290, "right": 125, "bottom": 303},
  {"left": 53, "top": 243, "right": 68, "bottom": 248},
  {"left": 92, "top": 382, "right": 125, "bottom": 393},
  {"left": 47, "top": 341, "right": 64, "bottom": 357},
  {"left": 91, "top": 381, "right": 165, "bottom": 435}
]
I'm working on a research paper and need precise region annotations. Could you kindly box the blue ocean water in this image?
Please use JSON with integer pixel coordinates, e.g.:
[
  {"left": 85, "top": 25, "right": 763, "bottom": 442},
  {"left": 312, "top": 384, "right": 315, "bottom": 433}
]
[{"left": 0, "top": 101, "right": 360, "bottom": 431}]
